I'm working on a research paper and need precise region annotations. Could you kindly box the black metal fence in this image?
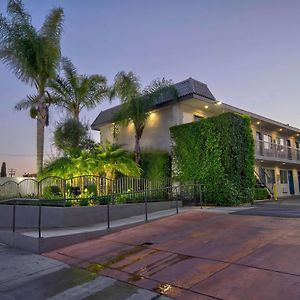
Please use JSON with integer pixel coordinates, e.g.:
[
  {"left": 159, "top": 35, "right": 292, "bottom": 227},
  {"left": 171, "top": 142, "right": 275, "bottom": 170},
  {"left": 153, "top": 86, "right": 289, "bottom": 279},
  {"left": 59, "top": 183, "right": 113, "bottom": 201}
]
[
  {"left": 1, "top": 183, "right": 205, "bottom": 238},
  {"left": 0, "top": 176, "right": 173, "bottom": 202}
]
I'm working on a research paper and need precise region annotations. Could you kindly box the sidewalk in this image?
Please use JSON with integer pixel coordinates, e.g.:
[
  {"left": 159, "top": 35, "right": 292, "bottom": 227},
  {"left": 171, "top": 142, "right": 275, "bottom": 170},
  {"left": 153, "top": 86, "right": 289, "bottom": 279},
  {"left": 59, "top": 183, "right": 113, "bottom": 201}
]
[
  {"left": 0, "top": 244, "right": 170, "bottom": 300},
  {"left": 0, "top": 205, "right": 255, "bottom": 253},
  {"left": 0, "top": 207, "right": 195, "bottom": 253}
]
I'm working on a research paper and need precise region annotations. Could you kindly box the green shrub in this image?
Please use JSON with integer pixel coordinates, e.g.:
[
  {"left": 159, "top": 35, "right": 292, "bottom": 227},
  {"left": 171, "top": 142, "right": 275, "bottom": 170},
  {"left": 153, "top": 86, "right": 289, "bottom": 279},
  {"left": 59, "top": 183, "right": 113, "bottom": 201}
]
[
  {"left": 140, "top": 150, "right": 170, "bottom": 180},
  {"left": 79, "top": 198, "right": 89, "bottom": 206},
  {"left": 42, "top": 186, "right": 62, "bottom": 199},
  {"left": 254, "top": 188, "right": 269, "bottom": 200},
  {"left": 170, "top": 112, "right": 255, "bottom": 206}
]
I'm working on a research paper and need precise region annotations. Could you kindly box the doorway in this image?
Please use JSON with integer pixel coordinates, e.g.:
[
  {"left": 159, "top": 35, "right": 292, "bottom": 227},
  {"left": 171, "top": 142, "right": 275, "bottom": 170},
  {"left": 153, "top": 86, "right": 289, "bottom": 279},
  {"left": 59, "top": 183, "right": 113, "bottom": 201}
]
[{"left": 288, "top": 170, "right": 295, "bottom": 195}]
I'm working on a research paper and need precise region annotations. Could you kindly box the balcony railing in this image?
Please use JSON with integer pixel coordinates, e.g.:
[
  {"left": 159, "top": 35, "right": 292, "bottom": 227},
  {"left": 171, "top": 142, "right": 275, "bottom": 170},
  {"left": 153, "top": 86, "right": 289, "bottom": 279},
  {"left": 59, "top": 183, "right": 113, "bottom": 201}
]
[{"left": 255, "top": 140, "right": 300, "bottom": 162}]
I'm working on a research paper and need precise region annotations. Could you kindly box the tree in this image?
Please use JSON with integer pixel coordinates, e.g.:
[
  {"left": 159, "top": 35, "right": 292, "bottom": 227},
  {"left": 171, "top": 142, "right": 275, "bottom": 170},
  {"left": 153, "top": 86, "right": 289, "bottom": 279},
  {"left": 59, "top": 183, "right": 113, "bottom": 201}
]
[
  {"left": 38, "top": 142, "right": 140, "bottom": 181},
  {"left": 89, "top": 142, "right": 141, "bottom": 180},
  {"left": 54, "top": 118, "right": 94, "bottom": 157},
  {"left": 0, "top": 0, "right": 64, "bottom": 172},
  {"left": 49, "top": 58, "right": 108, "bottom": 121},
  {"left": 1, "top": 162, "right": 7, "bottom": 177},
  {"left": 111, "top": 71, "right": 177, "bottom": 164}
]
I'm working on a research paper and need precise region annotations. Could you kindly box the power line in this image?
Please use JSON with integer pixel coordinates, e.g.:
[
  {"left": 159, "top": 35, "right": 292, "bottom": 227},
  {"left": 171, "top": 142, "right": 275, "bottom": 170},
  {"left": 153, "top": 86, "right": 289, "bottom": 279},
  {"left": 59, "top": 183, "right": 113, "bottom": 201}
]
[{"left": 0, "top": 153, "right": 52, "bottom": 157}]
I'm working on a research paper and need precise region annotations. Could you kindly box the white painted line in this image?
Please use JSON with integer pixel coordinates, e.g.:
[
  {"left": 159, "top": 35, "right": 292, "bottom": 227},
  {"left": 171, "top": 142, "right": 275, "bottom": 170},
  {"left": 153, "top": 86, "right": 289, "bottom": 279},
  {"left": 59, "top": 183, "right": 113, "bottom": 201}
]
[{"left": 46, "top": 275, "right": 116, "bottom": 300}]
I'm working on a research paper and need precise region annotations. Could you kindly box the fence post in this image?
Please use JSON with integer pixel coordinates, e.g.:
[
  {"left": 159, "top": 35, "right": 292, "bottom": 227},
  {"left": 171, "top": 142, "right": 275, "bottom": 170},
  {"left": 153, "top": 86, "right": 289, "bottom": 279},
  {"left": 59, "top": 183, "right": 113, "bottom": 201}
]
[
  {"left": 145, "top": 190, "right": 148, "bottom": 221},
  {"left": 12, "top": 200, "right": 16, "bottom": 233},
  {"left": 107, "top": 195, "right": 111, "bottom": 229},
  {"left": 38, "top": 202, "right": 42, "bottom": 238},
  {"left": 175, "top": 186, "right": 179, "bottom": 214},
  {"left": 63, "top": 179, "right": 66, "bottom": 207},
  {"left": 200, "top": 184, "right": 203, "bottom": 209},
  {"left": 37, "top": 181, "right": 40, "bottom": 198}
]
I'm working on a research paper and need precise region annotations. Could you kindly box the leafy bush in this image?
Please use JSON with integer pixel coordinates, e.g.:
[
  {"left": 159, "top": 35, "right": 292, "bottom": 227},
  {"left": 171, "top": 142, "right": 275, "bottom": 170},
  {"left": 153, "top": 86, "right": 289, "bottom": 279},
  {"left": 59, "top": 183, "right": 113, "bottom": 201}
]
[
  {"left": 170, "top": 112, "right": 255, "bottom": 206},
  {"left": 140, "top": 150, "right": 170, "bottom": 180},
  {"left": 42, "top": 186, "right": 62, "bottom": 199},
  {"left": 79, "top": 198, "right": 90, "bottom": 206},
  {"left": 254, "top": 187, "right": 270, "bottom": 200}
]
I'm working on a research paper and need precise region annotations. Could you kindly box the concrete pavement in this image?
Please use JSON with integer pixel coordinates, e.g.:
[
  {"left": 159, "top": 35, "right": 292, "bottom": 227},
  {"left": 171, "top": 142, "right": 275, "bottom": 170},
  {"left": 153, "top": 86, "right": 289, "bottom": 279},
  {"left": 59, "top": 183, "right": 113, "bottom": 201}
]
[
  {"left": 0, "top": 243, "right": 170, "bottom": 300},
  {"left": 44, "top": 209, "right": 300, "bottom": 299}
]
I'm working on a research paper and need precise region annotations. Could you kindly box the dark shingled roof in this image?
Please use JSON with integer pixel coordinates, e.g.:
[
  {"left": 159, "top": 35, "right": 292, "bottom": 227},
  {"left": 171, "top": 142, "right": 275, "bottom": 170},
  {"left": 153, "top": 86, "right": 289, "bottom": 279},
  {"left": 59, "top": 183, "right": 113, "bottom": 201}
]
[{"left": 91, "top": 77, "right": 216, "bottom": 129}]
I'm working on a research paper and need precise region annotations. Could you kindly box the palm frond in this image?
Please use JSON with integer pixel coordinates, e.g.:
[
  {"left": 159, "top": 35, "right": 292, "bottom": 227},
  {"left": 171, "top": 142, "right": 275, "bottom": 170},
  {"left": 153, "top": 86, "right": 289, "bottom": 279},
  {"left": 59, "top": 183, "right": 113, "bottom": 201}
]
[
  {"left": 7, "top": 0, "right": 30, "bottom": 25},
  {"left": 14, "top": 94, "right": 38, "bottom": 110},
  {"left": 113, "top": 71, "right": 141, "bottom": 103},
  {"left": 143, "top": 77, "right": 177, "bottom": 105},
  {"left": 49, "top": 58, "right": 108, "bottom": 119},
  {"left": 40, "top": 7, "right": 64, "bottom": 44}
]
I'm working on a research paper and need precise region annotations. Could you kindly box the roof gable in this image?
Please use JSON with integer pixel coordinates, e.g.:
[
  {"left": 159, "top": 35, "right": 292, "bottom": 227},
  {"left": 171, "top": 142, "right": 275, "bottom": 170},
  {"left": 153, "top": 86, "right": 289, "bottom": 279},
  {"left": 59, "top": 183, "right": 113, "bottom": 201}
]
[{"left": 91, "top": 77, "right": 216, "bottom": 129}]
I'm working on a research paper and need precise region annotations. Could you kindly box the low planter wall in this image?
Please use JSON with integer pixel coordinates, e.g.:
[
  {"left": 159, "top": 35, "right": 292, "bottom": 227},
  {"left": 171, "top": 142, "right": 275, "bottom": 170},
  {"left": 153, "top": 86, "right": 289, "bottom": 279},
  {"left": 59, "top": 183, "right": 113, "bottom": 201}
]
[{"left": 0, "top": 200, "right": 182, "bottom": 229}]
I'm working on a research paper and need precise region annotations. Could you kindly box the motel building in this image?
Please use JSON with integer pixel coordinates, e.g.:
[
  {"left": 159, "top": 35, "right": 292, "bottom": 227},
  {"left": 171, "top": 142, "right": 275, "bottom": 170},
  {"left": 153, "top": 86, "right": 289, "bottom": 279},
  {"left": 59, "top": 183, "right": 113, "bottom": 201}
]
[{"left": 92, "top": 78, "right": 300, "bottom": 199}]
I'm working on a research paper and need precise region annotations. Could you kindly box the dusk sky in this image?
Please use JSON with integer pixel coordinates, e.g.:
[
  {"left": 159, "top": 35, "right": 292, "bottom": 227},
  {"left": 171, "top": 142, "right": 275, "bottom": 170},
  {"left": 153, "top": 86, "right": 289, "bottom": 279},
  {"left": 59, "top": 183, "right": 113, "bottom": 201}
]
[{"left": 1, "top": 0, "right": 300, "bottom": 176}]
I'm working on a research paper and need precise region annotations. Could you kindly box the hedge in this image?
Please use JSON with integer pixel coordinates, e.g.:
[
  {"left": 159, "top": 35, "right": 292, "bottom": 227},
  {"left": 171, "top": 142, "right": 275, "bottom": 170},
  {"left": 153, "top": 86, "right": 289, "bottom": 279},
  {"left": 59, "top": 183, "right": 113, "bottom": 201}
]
[
  {"left": 170, "top": 112, "right": 255, "bottom": 206},
  {"left": 140, "top": 150, "right": 170, "bottom": 181},
  {"left": 254, "top": 187, "right": 270, "bottom": 200}
]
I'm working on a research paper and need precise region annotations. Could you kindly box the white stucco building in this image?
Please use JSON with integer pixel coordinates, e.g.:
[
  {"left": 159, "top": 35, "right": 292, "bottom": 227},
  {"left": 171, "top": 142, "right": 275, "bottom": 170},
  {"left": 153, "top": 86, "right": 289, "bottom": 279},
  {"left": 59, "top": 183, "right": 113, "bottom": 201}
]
[{"left": 92, "top": 78, "right": 300, "bottom": 198}]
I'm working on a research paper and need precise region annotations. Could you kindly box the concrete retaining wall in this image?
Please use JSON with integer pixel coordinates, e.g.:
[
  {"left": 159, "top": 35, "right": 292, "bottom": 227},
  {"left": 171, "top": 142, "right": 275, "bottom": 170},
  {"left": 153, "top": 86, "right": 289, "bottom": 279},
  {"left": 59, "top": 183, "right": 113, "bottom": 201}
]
[{"left": 0, "top": 200, "right": 182, "bottom": 229}]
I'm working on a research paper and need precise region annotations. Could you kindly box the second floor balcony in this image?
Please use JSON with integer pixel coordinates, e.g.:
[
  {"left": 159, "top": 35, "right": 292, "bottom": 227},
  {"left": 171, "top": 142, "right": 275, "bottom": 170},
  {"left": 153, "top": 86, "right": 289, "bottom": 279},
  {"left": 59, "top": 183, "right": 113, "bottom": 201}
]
[{"left": 255, "top": 139, "right": 300, "bottom": 163}]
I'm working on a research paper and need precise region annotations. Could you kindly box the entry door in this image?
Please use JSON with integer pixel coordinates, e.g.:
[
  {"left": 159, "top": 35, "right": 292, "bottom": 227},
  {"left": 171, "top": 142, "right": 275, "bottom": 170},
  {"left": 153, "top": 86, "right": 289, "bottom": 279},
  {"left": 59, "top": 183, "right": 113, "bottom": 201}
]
[
  {"left": 288, "top": 170, "right": 295, "bottom": 195},
  {"left": 297, "top": 171, "right": 300, "bottom": 193}
]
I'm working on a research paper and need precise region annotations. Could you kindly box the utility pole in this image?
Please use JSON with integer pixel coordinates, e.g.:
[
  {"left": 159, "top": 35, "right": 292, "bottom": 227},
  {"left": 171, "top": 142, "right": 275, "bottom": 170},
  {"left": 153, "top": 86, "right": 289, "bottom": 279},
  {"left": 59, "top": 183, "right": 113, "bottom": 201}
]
[{"left": 8, "top": 168, "right": 16, "bottom": 177}]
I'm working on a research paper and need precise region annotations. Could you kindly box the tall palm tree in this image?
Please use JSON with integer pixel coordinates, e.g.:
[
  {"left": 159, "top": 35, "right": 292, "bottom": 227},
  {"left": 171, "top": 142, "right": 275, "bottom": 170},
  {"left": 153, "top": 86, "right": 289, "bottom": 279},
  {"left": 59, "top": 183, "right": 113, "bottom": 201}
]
[
  {"left": 49, "top": 58, "right": 108, "bottom": 121},
  {"left": 111, "top": 71, "right": 177, "bottom": 164},
  {"left": 0, "top": 0, "right": 64, "bottom": 172}
]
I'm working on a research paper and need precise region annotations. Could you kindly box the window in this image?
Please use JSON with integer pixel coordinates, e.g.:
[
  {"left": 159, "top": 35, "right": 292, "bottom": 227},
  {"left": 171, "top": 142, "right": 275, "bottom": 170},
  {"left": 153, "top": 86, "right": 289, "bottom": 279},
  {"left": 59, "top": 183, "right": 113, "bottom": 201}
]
[
  {"left": 265, "top": 169, "right": 275, "bottom": 184},
  {"left": 280, "top": 170, "right": 288, "bottom": 184},
  {"left": 263, "top": 134, "right": 272, "bottom": 150},
  {"left": 276, "top": 138, "right": 285, "bottom": 146},
  {"left": 194, "top": 115, "right": 202, "bottom": 122}
]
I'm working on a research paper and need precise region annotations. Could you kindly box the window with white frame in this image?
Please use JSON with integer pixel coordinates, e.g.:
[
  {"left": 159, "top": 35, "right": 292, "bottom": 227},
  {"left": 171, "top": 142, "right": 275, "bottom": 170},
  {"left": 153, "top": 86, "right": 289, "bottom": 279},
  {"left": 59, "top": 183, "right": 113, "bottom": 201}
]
[
  {"left": 280, "top": 170, "right": 288, "bottom": 184},
  {"left": 263, "top": 134, "right": 272, "bottom": 150}
]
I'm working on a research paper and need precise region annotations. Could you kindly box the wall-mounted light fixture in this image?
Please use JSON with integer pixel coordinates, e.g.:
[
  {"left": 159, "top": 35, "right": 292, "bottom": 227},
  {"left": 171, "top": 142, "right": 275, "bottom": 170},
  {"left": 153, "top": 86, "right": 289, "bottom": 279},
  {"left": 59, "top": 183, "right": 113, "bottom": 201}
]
[
  {"left": 256, "top": 121, "right": 261, "bottom": 125},
  {"left": 204, "top": 105, "right": 209, "bottom": 109}
]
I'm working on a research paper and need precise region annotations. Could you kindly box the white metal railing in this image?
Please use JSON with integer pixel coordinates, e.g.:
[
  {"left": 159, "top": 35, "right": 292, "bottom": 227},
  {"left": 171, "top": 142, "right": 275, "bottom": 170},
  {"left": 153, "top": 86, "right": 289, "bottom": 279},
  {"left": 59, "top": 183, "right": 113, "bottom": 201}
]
[{"left": 255, "top": 140, "right": 300, "bottom": 161}]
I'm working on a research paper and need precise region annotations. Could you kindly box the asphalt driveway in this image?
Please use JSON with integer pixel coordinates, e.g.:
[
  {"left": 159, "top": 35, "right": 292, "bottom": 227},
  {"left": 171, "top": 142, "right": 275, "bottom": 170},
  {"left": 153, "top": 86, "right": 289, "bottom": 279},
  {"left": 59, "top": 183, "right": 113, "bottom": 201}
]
[
  {"left": 232, "top": 198, "right": 300, "bottom": 218},
  {"left": 44, "top": 208, "right": 300, "bottom": 300}
]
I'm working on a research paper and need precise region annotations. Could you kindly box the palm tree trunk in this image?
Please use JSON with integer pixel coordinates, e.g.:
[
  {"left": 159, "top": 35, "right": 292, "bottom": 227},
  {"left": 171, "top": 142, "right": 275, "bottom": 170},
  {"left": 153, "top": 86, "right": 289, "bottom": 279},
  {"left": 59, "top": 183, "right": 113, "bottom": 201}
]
[
  {"left": 73, "top": 106, "right": 80, "bottom": 121},
  {"left": 36, "top": 94, "right": 47, "bottom": 173},
  {"left": 134, "top": 135, "right": 141, "bottom": 165}
]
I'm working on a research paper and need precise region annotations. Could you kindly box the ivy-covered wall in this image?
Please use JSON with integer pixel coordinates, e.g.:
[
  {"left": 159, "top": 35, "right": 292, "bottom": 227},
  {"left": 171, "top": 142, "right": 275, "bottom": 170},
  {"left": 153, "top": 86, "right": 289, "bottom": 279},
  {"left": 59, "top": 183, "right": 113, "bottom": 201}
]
[
  {"left": 170, "top": 112, "right": 255, "bottom": 205},
  {"left": 140, "top": 150, "right": 170, "bottom": 181}
]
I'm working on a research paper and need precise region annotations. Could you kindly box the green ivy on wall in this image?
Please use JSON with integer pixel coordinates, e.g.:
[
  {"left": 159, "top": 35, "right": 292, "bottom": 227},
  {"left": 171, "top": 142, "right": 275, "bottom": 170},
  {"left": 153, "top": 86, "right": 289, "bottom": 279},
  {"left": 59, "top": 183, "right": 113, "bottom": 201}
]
[
  {"left": 170, "top": 112, "right": 255, "bottom": 206},
  {"left": 140, "top": 150, "right": 170, "bottom": 181}
]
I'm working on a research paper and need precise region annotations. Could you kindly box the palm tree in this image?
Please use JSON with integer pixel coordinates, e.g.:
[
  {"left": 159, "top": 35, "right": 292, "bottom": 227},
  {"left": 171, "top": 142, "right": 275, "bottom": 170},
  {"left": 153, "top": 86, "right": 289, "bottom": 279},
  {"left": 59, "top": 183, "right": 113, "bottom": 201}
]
[
  {"left": 0, "top": 0, "right": 64, "bottom": 172},
  {"left": 111, "top": 71, "right": 177, "bottom": 164},
  {"left": 49, "top": 58, "right": 108, "bottom": 121},
  {"left": 38, "top": 142, "right": 140, "bottom": 181},
  {"left": 90, "top": 142, "right": 141, "bottom": 180}
]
